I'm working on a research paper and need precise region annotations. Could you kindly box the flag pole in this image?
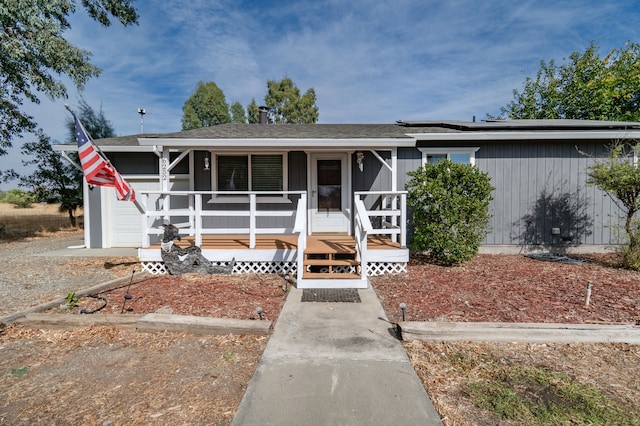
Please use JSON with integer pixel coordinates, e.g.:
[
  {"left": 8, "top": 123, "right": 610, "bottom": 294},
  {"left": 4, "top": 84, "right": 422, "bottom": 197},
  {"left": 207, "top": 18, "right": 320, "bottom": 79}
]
[{"left": 65, "top": 104, "right": 145, "bottom": 213}]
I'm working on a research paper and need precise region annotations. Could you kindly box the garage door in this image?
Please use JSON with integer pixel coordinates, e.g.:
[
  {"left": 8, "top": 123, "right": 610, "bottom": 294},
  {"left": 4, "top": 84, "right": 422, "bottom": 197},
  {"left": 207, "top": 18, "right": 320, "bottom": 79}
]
[{"left": 106, "top": 178, "right": 190, "bottom": 247}]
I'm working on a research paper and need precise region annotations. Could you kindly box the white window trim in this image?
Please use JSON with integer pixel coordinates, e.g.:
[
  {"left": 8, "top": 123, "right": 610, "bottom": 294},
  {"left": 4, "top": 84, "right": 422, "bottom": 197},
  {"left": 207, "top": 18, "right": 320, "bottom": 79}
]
[
  {"left": 418, "top": 147, "right": 480, "bottom": 167},
  {"left": 209, "top": 152, "right": 289, "bottom": 204}
]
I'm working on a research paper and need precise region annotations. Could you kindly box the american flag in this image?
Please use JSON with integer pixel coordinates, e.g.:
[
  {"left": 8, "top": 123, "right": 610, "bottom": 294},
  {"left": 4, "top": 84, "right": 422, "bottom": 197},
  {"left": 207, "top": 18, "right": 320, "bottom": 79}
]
[{"left": 73, "top": 112, "right": 136, "bottom": 202}]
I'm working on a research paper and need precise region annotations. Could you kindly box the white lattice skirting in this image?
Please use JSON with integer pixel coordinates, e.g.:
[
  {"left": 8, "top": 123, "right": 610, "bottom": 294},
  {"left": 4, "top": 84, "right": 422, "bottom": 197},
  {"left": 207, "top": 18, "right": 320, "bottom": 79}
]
[
  {"left": 366, "top": 262, "right": 407, "bottom": 276},
  {"left": 142, "top": 260, "right": 407, "bottom": 277},
  {"left": 141, "top": 260, "right": 297, "bottom": 276}
]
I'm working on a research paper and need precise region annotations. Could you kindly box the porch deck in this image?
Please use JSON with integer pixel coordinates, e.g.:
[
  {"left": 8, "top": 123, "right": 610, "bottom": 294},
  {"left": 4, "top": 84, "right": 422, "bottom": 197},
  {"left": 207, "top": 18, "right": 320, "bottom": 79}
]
[
  {"left": 138, "top": 234, "right": 408, "bottom": 287},
  {"left": 145, "top": 235, "right": 402, "bottom": 251},
  {"left": 136, "top": 190, "right": 409, "bottom": 287}
]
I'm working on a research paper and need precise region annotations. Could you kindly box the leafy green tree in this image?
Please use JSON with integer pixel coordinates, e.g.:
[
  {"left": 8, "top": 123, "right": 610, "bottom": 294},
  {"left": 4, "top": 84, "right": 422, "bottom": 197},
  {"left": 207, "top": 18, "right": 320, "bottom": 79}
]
[
  {"left": 181, "top": 81, "right": 231, "bottom": 130},
  {"left": 0, "top": 0, "right": 138, "bottom": 154},
  {"left": 247, "top": 99, "right": 260, "bottom": 123},
  {"left": 264, "top": 77, "right": 319, "bottom": 123},
  {"left": 230, "top": 101, "right": 246, "bottom": 123},
  {"left": 17, "top": 130, "right": 82, "bottom": 225},
  {"left": 65, "top": 99, "right": 116, "bottom": 139},
  {"left": 587, "top": 142, "right": 640, "bottom": 269},
  {"left": 496, "top": 41, "right": 640, "bottom": 121},
  {"left": 3, "top": 100, "right": 116, "bottom": 226},
  {"left": 0, "top": 189, "right": 35, "bottom": 208},
  {"left": 406, "top": 160, "right": 494, "bottom": 265}
]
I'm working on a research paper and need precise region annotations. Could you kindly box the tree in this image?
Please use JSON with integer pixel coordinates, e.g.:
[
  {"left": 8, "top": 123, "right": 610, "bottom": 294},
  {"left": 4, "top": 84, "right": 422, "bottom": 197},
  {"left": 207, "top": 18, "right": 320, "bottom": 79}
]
[
  {"left": 264, "top": 77, "right": 319, "bottom": 123},
  {"left": 181, "top": 81, "right": 231, "bottom": 130},
  {"left": 496, "top": 41, "right": 640, "bottom": 121},
  {"left": 13, "top": 130, "right": 82, "bottom": 225},
  {"left": 247, "top": 99, "right": 260, "bottom": 124},
  {"left": 230, "top": 101, "right": 246, "bottom": 123},
  {"left": 65, "top": 98, "right": 116, "bottom": 139},
  {"left": 0, "top": 0, "right": 138, "bottom": 154},
  {"left": 586, "top": 142, "right": 640, "bottom": 269},
  {"left": 3, "top": 100, "right": 116, "bottom": 226},
  {"left": 406, "top": 160, "right": 494, "bottom": 266},
  {"left": 0, "top": 189, "right": 35, "bottom": 208}
]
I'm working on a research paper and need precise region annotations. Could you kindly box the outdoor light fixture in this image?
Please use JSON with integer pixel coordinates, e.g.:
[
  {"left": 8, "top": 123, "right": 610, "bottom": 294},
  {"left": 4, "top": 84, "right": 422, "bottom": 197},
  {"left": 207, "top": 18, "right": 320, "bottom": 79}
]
[
  {"left": 256, "top": 306, "right": 263, "bottom": 320},
  {"left": 120, "top": 269, "right": 136, "bottom": 314},
  {"left": 356, "top": 151, "right": 365, "bottom": 172},
  {"left": 204, "top": 152, "right": 210, "bottom": 171},
  {"left": 400, "top": 302, "right": 407, "bottom": 322}
]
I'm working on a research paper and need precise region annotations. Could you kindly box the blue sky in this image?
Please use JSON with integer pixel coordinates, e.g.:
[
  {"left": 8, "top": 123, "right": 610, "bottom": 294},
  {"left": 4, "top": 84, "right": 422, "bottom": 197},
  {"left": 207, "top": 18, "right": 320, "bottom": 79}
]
[{"left": 2, "top": 0, "right": 640, "bottom": 189}]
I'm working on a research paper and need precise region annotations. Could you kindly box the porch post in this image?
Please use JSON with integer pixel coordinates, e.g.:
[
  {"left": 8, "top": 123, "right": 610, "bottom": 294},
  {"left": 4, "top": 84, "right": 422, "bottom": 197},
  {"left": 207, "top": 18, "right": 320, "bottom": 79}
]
[
  {"left": 400, "top": 192, "right": 407, "bottom": 248},
  {"left": 391, "top": 148, "right": 398, "bottom": 192},
  {"left": 195, "top": 194, "right": 202, "bottom": 247},
  {"left": 249, "top": 193, "right": 256, "bottom": 249}
]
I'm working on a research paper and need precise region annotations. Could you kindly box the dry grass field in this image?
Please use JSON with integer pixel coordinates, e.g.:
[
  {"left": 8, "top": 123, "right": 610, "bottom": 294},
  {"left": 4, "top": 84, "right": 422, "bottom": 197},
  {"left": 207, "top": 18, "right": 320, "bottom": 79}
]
[{"left": 0, "top": 203, "right": 83, "bottom": 240}]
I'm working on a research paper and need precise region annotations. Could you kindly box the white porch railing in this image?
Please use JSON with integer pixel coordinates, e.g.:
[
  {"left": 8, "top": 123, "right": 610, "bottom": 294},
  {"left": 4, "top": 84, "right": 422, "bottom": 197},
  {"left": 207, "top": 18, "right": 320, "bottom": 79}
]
[
  {"left": 354, "top": 191, "right": 407, "bottom": 277},
  {"left": 354, "top": 197, "right": 373, "bottom": 278},
  {"left": 138, "top": 190, "right": 307, "bottom": 249},
  {"left": 354, "top": 191, "right": 407, "bottom": 247}
]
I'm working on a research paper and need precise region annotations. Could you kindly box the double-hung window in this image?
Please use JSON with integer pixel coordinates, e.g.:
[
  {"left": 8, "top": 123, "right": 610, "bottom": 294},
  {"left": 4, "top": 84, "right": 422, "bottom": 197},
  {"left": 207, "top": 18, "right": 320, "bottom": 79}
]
[
  {"left": 418, "top": 148, "right": 479, "bottom": 167},
  {"left": 213, "top": 153, "right": 287, "bottom": 202}
]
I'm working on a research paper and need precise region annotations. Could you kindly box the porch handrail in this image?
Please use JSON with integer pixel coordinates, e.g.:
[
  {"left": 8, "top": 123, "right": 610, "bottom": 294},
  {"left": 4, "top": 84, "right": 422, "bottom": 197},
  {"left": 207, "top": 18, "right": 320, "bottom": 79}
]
[
  {"left": 354, "top": 191, "right": 407, "bottom": 248},
  {"left": 354, "top": 197, "right": 373, "bottom": 278},
  {"left": 292, "top": 193, "right": 307, "bottom": 280},
  {"left": 138, "top": 190, "right": 306, "bottom": 248}
]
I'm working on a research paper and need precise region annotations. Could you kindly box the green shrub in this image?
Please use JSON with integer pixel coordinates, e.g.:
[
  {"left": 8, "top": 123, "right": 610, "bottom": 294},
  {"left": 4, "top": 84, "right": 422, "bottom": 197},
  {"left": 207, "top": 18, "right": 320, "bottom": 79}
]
[
  {"left": 0, "top": 189, "right": 35, "bottom": 208},
  {"left": 406, "top": 160, "right": 494, "bottom": 265}
]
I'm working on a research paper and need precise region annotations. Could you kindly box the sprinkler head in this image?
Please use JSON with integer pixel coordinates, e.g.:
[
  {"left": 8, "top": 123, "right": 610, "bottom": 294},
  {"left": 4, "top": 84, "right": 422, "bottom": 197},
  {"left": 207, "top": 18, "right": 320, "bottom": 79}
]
[{"left": 124, "top": 294, "right": 132, "bottom": 300}]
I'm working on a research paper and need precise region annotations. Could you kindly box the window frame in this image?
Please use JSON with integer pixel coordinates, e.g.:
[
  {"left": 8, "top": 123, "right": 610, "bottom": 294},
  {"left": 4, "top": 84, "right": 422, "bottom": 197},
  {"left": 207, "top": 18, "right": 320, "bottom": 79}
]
[
  {"left": 210, "top": 152, "right": 289, "bottom": 204},
  {"left": 418, "top": 147, "right": 480, "bottom": 167}
]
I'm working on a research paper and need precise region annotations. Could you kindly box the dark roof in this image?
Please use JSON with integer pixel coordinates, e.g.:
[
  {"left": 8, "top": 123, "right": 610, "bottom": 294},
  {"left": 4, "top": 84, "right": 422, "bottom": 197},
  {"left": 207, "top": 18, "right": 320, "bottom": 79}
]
[
  {"left": 157, "top": 123, "right": 457, "bottom": 139},
  {"left": 55, "top": 120, "right": 640, "bottom": 149},
  {"left": 68, "top": 123, "right": 456, "bottom": 147}
]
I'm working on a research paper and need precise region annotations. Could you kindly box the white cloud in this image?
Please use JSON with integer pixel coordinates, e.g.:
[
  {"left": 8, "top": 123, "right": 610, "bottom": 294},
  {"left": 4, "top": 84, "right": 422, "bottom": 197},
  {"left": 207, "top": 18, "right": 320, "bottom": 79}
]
[{"left": 3, "top": 0, "right": 640, "bottom": 182}]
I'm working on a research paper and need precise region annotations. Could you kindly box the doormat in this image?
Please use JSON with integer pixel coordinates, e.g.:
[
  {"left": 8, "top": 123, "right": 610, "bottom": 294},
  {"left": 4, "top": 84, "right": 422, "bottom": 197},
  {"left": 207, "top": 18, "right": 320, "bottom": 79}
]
[{"left": 301, "top": 288, "right": 361, "bottom": 303}]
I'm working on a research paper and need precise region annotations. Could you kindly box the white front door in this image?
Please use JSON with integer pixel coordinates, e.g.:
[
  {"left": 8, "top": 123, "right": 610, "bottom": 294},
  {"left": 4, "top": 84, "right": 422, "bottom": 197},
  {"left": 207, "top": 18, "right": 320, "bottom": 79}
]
[{"left": 309, "top": 153, "right": 350, "bottom": 234}]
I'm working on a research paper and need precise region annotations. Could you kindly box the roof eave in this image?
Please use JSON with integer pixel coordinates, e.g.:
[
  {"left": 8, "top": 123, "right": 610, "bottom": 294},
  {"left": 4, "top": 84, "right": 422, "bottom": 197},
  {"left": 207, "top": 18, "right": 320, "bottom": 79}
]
[
  {"left": 409, "top": 130, "right": 640, "bottom": 141},
  {"left": 137, "top": 137, "right": 417, "bottom": 149}
]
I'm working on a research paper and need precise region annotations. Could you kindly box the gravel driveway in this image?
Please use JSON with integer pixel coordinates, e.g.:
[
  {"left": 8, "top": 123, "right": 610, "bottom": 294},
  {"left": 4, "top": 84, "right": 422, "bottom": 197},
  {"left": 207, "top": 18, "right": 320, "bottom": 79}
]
[{"left": 0, "top": 231, "right": 139, "bottom": 317}]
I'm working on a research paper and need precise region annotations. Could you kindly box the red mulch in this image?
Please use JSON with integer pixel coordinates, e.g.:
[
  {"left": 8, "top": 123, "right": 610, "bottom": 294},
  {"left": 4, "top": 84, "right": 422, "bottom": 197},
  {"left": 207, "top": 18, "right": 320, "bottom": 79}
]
[
  {"left": 70, "top": 254, "right": 639, "bottom": 326},
  {"left": 371, "top": 253, "right": 640, "bottom": 324},
  {"left": 74, "top": 273, "right": 288, "bottom": 322}
]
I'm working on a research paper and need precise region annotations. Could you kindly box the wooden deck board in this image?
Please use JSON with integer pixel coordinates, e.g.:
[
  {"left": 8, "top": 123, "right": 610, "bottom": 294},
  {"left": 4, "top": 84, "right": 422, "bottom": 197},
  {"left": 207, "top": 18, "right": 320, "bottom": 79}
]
[{"left": 148, "top": 234, "right": 400, "bottom": 251}]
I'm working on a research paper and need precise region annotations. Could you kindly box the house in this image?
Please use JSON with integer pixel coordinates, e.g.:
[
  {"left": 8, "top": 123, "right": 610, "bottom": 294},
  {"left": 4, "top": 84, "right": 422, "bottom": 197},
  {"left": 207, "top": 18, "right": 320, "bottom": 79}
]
[{"left": 54, "top": 119, "right": 640, "bottom": 288}]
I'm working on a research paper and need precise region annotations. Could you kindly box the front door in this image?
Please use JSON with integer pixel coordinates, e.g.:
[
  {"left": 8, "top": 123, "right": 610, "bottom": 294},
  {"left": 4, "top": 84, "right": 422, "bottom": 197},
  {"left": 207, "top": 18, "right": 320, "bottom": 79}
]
[{"left": 309, "top": 153, "right": 350, "bottom": 234}]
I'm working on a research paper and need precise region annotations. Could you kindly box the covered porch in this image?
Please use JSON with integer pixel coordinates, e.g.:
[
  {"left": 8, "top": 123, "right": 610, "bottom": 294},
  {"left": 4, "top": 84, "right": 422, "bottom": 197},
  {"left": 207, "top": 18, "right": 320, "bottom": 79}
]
[{"left": 137, "top": 190, "right": 409, "bottom": 288}]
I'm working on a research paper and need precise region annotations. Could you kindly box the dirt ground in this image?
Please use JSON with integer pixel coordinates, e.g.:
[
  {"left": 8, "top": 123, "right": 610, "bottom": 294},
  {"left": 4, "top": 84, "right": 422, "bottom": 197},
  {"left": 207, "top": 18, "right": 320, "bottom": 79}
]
[
  {"left": 0, "top": 327, "right": 266, "bottom": 425},
  {"left": 1, "top": 251, "right": 639, "bottom": 425}
]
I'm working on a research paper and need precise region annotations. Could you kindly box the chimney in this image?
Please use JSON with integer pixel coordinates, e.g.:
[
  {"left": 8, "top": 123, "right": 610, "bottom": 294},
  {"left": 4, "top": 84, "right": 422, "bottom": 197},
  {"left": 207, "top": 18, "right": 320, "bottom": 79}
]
[{"left": 258, "top": 106, "right": 269, "bottom": 124}]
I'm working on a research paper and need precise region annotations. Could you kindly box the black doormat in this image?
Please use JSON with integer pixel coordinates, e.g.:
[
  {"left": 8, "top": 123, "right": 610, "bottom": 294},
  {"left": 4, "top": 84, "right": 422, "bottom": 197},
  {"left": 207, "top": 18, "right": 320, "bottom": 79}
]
[{"left": 301, "top": 288, "right": 361, "bottom": 303}]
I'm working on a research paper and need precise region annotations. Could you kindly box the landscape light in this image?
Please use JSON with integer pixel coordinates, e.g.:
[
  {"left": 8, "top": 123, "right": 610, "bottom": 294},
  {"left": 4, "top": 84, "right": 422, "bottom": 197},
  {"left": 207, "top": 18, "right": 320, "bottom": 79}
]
[{"left": 400, "top": 302, "right": 407, "bottom": 322}]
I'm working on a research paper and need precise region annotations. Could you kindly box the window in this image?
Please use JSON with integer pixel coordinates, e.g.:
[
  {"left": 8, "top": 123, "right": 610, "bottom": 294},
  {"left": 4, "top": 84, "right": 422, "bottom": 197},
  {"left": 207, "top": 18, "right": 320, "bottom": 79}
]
[
  {"left": 213, "top": 153, "right": 286, "bottom": 201},
  {"left": 419, "top": 148, "right": 479, "bottom": 167}
]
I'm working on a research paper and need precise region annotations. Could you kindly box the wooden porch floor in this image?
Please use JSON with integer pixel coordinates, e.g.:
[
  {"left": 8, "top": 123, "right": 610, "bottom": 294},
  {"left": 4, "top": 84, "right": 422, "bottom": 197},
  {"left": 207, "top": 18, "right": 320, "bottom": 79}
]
[{"left": 150, "top": 234, "right": 401, "bottom": 251}]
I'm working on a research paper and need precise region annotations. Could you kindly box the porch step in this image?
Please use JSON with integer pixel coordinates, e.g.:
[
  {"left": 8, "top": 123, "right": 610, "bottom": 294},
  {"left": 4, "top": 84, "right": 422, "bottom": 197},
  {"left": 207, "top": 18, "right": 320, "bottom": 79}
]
[
  {"left": 304, "top": 259, "right": 359, "bottom": 267},
  {"left": 303, "top": 272, "right": 361, "bottom": 280},
  {"left": 303, "top": 235, "right": 361, "bottom": 279}
]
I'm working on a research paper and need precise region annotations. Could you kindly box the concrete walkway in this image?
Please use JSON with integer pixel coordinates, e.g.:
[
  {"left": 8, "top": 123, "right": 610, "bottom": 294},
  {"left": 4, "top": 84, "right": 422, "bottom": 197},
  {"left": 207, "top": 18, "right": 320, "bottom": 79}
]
[{"left": 232, "top": 286, "right": 442, "bottom": 426}]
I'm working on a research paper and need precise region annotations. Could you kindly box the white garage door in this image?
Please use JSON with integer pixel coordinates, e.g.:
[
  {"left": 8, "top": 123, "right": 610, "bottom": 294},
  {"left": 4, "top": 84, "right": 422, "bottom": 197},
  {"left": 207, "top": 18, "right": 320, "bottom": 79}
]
[{"left": 106, "top": 178, "right": 190, "bottom": 248}]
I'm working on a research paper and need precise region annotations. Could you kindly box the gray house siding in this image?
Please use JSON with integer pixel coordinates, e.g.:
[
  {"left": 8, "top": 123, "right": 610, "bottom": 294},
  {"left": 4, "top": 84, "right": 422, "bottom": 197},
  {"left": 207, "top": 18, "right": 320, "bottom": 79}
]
[
  {"left": 392, "top": 141, "right": 621, "bottom": 250},
  {"left": 198, "top": 151, "right": 307, "bottom": 231},
  {"left": 87, "top": 185, "right": 102, "bottom": 248},
  {"left": 435, "top": 140, "right": 620, "bottom": 248}
]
